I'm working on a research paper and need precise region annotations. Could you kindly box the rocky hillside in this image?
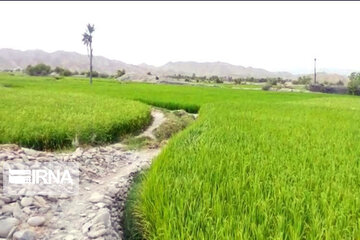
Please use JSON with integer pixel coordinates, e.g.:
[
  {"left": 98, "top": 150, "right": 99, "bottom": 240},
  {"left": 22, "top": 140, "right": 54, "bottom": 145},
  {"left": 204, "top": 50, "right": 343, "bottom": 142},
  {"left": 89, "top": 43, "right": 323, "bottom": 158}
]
[
  {"left": 0, "top": 48, "right": 146, "bottom": 75},
  {"left": 158, "top": 61, "right": 294, "bottom": 79},
  {"left": 304, "top": 72, "right": 349, "bottom": 85}
]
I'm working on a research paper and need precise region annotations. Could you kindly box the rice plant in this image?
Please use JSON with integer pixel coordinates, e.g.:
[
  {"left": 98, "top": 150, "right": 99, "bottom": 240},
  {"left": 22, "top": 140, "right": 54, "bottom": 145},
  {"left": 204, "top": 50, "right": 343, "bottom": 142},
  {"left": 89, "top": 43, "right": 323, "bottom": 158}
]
[{"left": 2, "top": 73, "right": 360, "bottom": 238}]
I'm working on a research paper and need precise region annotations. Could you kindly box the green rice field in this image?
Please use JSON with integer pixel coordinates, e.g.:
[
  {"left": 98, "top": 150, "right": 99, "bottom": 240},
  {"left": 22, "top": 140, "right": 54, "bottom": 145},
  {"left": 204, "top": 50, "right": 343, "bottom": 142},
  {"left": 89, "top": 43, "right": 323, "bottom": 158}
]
[
  {"left": 0, "top": 74, "right": 151, "bottom": 150},
  {"left": 1, "top": 73, "right": 360, "bottom": 238}
]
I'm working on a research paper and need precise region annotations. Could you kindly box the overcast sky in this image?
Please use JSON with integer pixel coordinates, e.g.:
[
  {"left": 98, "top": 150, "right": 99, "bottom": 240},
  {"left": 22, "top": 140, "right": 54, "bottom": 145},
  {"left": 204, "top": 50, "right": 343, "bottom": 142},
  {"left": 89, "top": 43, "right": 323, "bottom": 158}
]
[{"left": 1, "top": 1, "right": 359, "bottom": 74}]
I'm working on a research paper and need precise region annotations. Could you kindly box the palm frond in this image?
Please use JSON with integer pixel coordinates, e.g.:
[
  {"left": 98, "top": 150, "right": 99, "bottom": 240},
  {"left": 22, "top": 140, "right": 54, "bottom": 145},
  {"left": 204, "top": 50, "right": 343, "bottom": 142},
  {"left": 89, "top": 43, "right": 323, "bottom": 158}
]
[
  {"left": 82, "top": 33, "right": 90, "bottom": 46},
  {"left": 87, "top": 24, "right": 95, "bottom": 34}
]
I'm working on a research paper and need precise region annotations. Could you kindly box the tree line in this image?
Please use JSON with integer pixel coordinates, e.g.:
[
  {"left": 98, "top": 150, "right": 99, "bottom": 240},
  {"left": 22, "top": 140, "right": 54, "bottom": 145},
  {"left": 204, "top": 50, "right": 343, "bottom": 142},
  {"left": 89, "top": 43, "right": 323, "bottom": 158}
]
[
  {"left": 167, "top": 73, "right": 292, "bottom": 85},
  {"left": 24, "top": 63, "right": 126, "bottom": 79}
]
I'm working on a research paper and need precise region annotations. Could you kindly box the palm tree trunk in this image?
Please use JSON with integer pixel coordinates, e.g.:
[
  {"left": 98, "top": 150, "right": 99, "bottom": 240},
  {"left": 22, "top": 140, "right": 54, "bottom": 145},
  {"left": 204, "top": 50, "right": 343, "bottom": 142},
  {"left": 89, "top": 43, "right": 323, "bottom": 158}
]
[{"left": 89, "top": 44, "right": 93, "bottom": 85}]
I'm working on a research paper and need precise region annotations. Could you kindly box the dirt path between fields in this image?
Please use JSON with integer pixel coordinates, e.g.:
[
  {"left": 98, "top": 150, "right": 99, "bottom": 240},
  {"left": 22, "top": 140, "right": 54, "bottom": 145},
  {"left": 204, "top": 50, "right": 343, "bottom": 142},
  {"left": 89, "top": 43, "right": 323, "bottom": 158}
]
[{"left": 0, "top": 109, "right": 166, "bottom": 240}]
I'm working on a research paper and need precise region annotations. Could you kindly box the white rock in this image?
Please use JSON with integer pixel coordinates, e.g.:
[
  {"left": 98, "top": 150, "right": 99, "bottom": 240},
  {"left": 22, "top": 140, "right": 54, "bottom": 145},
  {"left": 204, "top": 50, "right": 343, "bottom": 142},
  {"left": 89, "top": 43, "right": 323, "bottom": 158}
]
[
  {"left": 92, "top": 208, "right": 111, "bottom": 227},
  {"left": 89, "top": 192, "right": 104, "bottom": 203},
  {"left": 46, "top": 195, "right": 58, "bottom": 202},
  {"left": 95, "top": 203, "right": 106, "bottom": 209},
  {"left": 73, "top": 148, "right": 83, "bottom": 157},
  {"left": 27, "top": 216, "right": 46, "bottom": 227},
  {"left": 22, "top": 148, "right": 38, "bottom": 156},
  {"left": 0, "top": 153, "right": 7, "bottom": 161},
  {"left": 0, "top": 218, "right": 19, "bottom": 238},
  {"left": 64, "top": 235, "right": 76, "bottom": 240},
  {"left": 87, "top": 228, "right": 107, "bottom": 238},
  {"left": 22, "top": 207, "right": 33, "bottom": 215},
  {"left": 82, "top": 222, "right": 92, "bottom": 234},
  {"left": 11, "top": 196, "right": 20, "bottom": 202},
  {"left": 20, "top": 197, "right": 33, "bottom": 207},
  {"left": 17, "top": 188, "right": 26, "bottom": 196},
  {"left": 58, "top": 193, "right": 70, "bottom": 199},
  {"left": 33, "top": 196, "right": 47, "bottom": 207},
  {"left": 13, "top": 203, "right": 25, "bottom": 219},
  {"left": 13, "top": 230, "right": 36, "bottom": 240},
  {"left": 1, "top": 202, "right": 16, "bottom": 214},
  {"left": 38, "top": 206, "right": 51, "bottom": 214}
]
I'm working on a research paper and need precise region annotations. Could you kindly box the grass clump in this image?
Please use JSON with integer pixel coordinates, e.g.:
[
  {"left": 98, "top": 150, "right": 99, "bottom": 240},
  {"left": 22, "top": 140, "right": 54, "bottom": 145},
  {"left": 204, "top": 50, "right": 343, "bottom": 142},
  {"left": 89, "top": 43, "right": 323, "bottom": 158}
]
[
  {"left": 122, "top": 109, "right": 195, "bottom": 150},
  {"left": 153, "top": 109, "right": 195, "bottom": 142},
  {"left": 122, "top": 136, "right": 154, "bottom": 150}
]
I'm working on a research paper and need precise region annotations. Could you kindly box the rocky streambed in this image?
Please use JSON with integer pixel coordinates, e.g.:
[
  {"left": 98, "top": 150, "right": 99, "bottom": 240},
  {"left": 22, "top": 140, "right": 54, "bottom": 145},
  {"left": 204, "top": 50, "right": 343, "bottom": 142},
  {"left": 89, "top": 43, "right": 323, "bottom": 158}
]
[{"left": 0, "top": 110, "right": 166, "bottom": 240}]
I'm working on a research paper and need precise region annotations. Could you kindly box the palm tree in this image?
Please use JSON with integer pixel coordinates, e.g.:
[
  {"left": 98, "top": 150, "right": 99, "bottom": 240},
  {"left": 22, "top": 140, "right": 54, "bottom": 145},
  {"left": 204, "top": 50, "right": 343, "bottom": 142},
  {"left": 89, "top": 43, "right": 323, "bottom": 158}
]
[
  {"left": 82, "top": 24, "right": 95, "bottom": 84},
  {"left": 314, "top": 58, "right": 317, "bottom": 84}
]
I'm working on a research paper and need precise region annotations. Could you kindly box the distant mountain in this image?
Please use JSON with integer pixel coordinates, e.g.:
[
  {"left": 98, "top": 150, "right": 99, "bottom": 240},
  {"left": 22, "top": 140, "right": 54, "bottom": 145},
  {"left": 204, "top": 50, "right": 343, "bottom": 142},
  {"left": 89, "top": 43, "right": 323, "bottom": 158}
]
[
  {"left": 0, "top": 48, "right": 349, "bottom": 83},
  {"left": 0, "top": 48, "right": 146, "bottom": 75},
  {"left": 320, "top": 68, "right": 357, "bottom": 76},
  {"left": 157, "top": 61, "right": 295, "bottom": 79},
  {"left": 301, "top": 72, "right": 349, "bottom": 85}
]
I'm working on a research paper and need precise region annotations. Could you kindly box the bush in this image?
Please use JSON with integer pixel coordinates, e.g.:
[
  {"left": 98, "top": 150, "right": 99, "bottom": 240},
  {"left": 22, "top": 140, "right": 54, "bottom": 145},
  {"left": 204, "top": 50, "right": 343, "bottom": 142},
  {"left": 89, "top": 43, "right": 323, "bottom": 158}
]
[
  {"left": 99, "top": 73, "right": 109, "bottom": 78},
  {"left": 267, "top": 78, "right": 278, "bottom": 86},
  {"left": 85, "top": 71, "right": 109, "bottom": 78},
  {"left": 86, "top": 71, "right": 99, "bottom": 78},
  {"left": 209, "top": 75, "right": 223, "bottom": 83},
  {"left": 25, "top": 64, "right": 52, "bottom": 76},
  {"left": 348, "top": 72, "right": 360, "bottom": 95},
  {"left": 153, "top": 110, "right": 195, "bottom": 141},
  {"left": 234, "top": 79, "right": 242, "bottom": 84},
  {"left": 293, "top": 76, "right": 312, "bottom": 85},
  {"left": 262, "top": 83, "right": 272, "bottom": 91},
  {"left": 116, "top": 69, "right": 126, "bottom": 78},
  {"left": 54, "top": 67, "right": 73, "bottom": 76},
  {"left": 209, "top": 75, "right": 219, "bottom": 82},
  {"left": 337, "top": 80, "right": 344, "bottom": 86},
  {"left": 309, "top": 84, "right": 348, "bottom": 95}
]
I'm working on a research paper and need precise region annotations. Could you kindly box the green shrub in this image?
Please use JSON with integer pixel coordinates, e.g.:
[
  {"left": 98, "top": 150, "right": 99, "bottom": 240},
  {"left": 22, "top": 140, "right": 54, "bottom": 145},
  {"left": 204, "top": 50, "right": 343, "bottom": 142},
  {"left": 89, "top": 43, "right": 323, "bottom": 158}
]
[
  {"left": 209, "top": 75, "right": 223, "bottom": 83},
  {"left": 267, "top": 78, "right": 278, "bottom": 86},
  {"left": 25, "top": 64, "right": 52, "bottom": 76},
  {"left": 116, "top": 69, "right": 126, "bottom": 78},
  {"left": 153, "top": 110, "right": 194, "bottom": 141},
  {"left": 348, "top": 72, "right": 360, "bottom": 95},
  {"left": 293, "top": 76, "right": 312, "bottom": 85},
  {"left": 99, "top": 73, "right": 109, "bottom": 78},
  {"left": 262, "top": 83, "right": 272, "bottom": 91},
  {"left": 54, "top": 67, "right": 73, "bottom": 76},
  {"left": 86, "top": 71, "right": 99, "bottom": 77},
  {"left": 85, "top": 71, "right": 109, "bottom": 78}
]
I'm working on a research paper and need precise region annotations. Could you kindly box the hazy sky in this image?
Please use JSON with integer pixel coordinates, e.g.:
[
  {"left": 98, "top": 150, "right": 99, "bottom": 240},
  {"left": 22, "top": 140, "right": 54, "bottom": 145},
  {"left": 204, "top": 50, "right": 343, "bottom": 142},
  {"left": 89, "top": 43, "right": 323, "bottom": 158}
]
[{"left": 1, "top": 1, "right": 360, "bottom": 74}]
